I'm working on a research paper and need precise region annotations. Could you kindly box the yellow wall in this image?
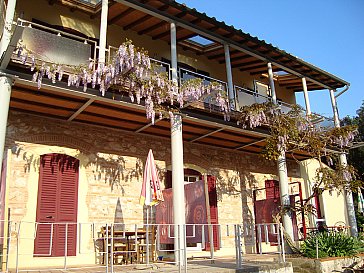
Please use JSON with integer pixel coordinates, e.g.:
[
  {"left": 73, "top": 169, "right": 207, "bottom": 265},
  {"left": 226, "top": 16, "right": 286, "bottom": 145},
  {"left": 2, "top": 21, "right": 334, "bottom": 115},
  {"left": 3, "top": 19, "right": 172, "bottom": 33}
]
[{"left": 300, "top": 159, "right": 348, "bottom": 227}]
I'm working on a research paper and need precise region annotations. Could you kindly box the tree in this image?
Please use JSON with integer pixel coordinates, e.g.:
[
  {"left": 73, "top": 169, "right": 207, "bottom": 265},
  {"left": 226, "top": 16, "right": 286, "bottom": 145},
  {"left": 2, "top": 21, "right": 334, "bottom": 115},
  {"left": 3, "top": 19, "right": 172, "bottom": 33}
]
[{"left": 342, "top": 101, "right": 364, "bottom": 231}]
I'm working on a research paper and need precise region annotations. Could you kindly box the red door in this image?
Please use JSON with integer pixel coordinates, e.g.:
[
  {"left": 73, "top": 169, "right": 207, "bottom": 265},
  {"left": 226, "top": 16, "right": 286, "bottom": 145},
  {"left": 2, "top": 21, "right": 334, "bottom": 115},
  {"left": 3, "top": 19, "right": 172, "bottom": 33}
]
[{"left": 34, "top": 154, "right": 79, "bottom": 257}]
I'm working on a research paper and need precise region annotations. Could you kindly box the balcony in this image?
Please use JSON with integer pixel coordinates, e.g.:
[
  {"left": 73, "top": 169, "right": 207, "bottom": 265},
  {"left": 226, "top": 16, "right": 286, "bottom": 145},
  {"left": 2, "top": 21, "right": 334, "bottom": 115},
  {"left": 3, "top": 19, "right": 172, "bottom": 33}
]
[
  {"left": 13, "top": 19, "right": 97, "bottom": 68},
  {"left": 7, "top": 20, "right": 333, "bottom": 134}
]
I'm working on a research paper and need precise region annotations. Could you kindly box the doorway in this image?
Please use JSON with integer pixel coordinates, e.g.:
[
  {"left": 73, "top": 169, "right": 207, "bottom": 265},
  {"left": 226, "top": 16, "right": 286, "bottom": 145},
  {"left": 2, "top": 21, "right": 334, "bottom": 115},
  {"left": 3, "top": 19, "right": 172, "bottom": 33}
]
[{"left": 34, "top": 154, "right": 79, "bottom": 257}]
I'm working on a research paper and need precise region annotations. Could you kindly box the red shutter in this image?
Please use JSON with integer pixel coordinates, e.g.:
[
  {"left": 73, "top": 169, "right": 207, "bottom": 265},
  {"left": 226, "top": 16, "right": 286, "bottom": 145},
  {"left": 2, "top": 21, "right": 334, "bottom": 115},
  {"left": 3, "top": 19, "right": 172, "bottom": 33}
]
[{"left": 34, "top": 154, "right": 79, "bottom": 257}]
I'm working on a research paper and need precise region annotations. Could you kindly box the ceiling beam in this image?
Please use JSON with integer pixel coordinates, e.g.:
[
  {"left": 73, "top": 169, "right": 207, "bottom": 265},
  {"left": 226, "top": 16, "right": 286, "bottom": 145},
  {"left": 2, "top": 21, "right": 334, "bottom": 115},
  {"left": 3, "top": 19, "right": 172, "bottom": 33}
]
[
  {"left": 235, "top": 139, "right": 266, "bottom": 150},
  {"left": 207, "top": 49, "right": 239, "bottom": 60},
  {"left": 135, "top": 118, "right": 162, "bottom": 133},
  {"left": 138, "top": 20, "right": 167, "bottom": 35},
  {"left": 231, "top": 59, "right": 262, "bottom": 68},
  {"left": 108, "top": 7, "right": 135, "bottom": 25},
  {"left": 67, "top": 98, "right": 95, "bottom": 121},
  {"left": 219, "top": 54, "right": 251, "bottom": 64},
  {"left": 123, "top": 14, "right": 152, "bottom": 30},
  {"left": 240, "top": 63, "right": 267, "bottom": 72},
  {"left": 152, "top": 27, "right": 181, "bottom": 40},
  {"left": 250, "top": 67, "right": 281, "bottom": 75},
  {"left": 279, "top": 81, "right": 316, "bottom": 87},
  {"left": 190, "top": 128, "right": 225, "bottom": 142}
]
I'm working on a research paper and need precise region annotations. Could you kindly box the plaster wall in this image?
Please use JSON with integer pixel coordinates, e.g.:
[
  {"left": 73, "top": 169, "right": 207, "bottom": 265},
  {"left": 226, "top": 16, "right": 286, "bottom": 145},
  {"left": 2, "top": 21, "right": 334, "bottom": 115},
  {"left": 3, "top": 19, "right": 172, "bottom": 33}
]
[{"left": 299, "top": 159, "right": 348, "bottom": 227}]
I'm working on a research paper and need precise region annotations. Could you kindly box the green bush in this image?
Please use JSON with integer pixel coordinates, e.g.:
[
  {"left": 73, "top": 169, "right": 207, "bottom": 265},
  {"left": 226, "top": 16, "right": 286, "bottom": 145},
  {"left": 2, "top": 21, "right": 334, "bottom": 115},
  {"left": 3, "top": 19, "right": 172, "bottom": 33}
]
[{"left": 301, "top": 232, "right": 364, "bottom": 258}]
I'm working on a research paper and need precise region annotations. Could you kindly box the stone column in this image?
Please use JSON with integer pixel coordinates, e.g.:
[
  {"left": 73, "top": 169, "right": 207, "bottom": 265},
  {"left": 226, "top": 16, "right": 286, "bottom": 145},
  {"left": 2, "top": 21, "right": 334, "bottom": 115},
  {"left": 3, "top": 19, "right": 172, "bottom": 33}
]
[
  {"left": 0, "top": 75, "right": 12, "bottom": 179},
  {"left": 267, "top": 62, "right": 277, "bottom": 104},
  {"left": 267, "top": 63, "right": 294, "bottom": 240},
  {"left": 98, "top": 0, "right": 108, "bottom": 64},
  {"left": 329, "top": 89, "right": 358, "bottom": 237},
  {"left": 170, "top": 21, "right": 186, "bottom": 266},
  {"left": 301, "top": 77, "right": 311, "bottom": 116},
  {"left": 224, "top": 43, "right": 235, "bottom": 110},
  {"left": 0, "top": 0, "right": 17, "bottom": 56}
]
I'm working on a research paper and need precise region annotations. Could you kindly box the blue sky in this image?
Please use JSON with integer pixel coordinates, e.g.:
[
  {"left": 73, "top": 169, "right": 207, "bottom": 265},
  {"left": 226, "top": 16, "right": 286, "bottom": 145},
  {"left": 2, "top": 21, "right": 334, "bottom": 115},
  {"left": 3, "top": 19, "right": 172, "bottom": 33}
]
[{"left": 178, "top": 0, "right": 364, "bottom": 118}]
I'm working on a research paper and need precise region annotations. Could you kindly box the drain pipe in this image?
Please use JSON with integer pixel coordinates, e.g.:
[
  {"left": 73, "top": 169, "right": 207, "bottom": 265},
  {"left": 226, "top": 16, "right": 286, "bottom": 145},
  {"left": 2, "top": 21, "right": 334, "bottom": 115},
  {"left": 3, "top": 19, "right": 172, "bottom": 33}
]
[{"left": 335, "top": 84, "right": 350, "bottom": 98}]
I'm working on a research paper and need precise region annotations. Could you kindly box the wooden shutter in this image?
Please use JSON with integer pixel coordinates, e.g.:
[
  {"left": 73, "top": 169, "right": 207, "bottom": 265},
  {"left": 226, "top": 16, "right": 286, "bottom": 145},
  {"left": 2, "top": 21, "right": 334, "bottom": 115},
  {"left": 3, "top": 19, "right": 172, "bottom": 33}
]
[{"left": 34, "top": 154, "right": 79, "bottom": 257}]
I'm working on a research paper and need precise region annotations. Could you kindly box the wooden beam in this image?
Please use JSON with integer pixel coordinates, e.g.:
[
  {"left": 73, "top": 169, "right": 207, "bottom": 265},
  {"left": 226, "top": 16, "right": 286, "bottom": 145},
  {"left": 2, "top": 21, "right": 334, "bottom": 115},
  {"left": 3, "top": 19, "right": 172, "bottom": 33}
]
[
  {"left": 153, "top": 27, "right": 181, "bottom": 40},
  {"left": 250, "top": 68, "right": 280, "bottom": 75},
  {"left": 219, "top": 54, "right": 251, "bottom": 64},
  {"left": 138, "top": 20, "right": 167, "bottom": 35},
  {"left": 207, "top": 49, "right": 239, "bottom": 60},
  {"left": 123, "top": 14, "right": 152, "bottom": 30},
  {"left": 230, "top": 59, "right": 261, "bottom": 68},
  {"left": 240, "top": 63, "right": 267, "bottom": 72},
  {"left": 108, "top": 7, "right": 135, "bottom": 25},
  {"left": 279, "top": 81, "right": 316, "bottom": 87}
]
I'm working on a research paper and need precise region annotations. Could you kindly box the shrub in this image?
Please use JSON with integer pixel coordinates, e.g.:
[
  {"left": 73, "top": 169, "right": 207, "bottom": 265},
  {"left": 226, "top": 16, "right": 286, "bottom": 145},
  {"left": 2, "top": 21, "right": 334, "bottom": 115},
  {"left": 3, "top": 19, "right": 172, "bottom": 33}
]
[{"left": 301, "top": 232, "right": 364, "bottom": 258}]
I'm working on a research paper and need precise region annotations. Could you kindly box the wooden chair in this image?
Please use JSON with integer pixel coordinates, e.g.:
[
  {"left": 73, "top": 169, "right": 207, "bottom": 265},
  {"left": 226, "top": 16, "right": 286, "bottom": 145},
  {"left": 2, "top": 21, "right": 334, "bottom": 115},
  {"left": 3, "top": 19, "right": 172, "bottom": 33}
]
[
  {"left": 101, "top": 226, "right": 127, "bottom": 265},
  {"left": 135, "top": 227, "right": 156, "bottom": 263}
]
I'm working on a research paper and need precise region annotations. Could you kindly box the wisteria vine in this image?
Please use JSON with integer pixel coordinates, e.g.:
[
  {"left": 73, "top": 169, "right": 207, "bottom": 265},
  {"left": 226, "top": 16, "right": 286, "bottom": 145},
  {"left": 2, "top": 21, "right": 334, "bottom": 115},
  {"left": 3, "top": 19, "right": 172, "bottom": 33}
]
[
  {"left": 14, "top": 39, "right": 230, "bottom": 124},
  {"left": 236, "top": 102, "right": 361, "bottom": 193}
]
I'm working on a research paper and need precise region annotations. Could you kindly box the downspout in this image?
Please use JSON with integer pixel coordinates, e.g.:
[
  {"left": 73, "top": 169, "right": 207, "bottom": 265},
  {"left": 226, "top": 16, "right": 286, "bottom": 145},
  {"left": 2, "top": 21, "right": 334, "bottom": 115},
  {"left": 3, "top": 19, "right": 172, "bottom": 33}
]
[{"left": 335, "top": 84, "right": 350, "bottom": 98}]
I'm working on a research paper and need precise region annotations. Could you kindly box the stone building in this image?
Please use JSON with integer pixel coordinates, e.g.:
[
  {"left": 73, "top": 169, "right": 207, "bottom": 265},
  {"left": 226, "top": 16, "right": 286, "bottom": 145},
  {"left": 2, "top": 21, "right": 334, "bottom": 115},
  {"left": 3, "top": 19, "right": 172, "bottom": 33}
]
[{"left": 0, "top": 0, "right": 353, "bottom": 270}]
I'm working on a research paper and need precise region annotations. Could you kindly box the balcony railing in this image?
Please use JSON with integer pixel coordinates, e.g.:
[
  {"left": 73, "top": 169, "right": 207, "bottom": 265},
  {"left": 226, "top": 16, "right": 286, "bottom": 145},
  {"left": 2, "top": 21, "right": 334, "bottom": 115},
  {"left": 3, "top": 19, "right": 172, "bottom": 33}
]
[
  {"left": 16, "top": 19, "right": 97, "bottom": 67},
  {"left": 234, "top": 85, "right": 271, "bottom": 110},
  {"left": 179, "top": 68, "right": 228, "bottom": 92}
]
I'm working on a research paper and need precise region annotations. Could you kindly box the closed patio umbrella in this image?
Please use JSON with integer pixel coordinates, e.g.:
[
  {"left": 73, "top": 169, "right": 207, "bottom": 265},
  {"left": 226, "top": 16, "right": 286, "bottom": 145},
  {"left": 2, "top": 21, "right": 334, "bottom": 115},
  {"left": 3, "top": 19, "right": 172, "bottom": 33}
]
[
  {"left": 139, "top": 149, "right": 164, "bottom": 206},
  {"left": 139, "top": 149, "right": 164, "bottom": 264}
]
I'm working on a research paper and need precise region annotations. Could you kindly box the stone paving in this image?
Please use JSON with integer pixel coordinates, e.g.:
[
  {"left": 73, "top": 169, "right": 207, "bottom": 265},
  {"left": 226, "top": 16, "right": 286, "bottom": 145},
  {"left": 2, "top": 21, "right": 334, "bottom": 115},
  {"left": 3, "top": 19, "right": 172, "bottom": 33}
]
[{"left": 8, "top": 255, "right": 293, "bottom": 273}]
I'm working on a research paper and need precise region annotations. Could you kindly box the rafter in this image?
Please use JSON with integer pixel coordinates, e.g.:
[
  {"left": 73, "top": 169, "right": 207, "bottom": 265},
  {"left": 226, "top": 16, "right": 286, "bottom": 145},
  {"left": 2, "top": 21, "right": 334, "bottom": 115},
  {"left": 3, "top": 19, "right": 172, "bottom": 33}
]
[
  {"left": 138, "top": 21, "right": 167, "bottom": 35},
  {"left": 108, "top": 7, "right": 135, "bottom": 25},
  {"left": 229, "top": 57, "right": 259, "bottom": 67},
  {"left": 123, "top": 14, "right": 152, "bottom": 30},
  {"left": 240, "top": 63, "right": 267, "bottom": 72}
]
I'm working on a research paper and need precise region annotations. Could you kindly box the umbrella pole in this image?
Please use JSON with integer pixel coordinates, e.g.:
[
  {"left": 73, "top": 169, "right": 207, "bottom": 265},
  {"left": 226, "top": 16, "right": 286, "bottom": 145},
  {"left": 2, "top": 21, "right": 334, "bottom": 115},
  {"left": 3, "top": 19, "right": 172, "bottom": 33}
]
[{"left": 146, "top": 205, "right": 150, "bottom": 265}]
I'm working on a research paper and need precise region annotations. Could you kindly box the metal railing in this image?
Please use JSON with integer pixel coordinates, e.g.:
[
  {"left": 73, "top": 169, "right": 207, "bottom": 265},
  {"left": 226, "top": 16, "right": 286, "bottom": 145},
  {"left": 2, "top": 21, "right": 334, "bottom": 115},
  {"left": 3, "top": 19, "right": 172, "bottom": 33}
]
[
  {"left": 107, "top": 45, "right": 171, "bottom": 79},
  {"left": 0, "top": 220, "right": 286, "bottom": 273},
  {"left": 179, "top": 68, "right": 228, "bottom": 91},
  {"left": 234, "top": 85, "right": 271, "bottom": 110},
  {"left": 15, "top": 19, "right": 97, "bottom": 67}
]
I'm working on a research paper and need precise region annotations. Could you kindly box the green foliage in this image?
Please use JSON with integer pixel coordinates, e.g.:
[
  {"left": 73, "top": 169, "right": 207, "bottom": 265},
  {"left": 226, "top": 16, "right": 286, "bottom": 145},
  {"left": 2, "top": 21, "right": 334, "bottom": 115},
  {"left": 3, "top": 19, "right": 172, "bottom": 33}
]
[
  {"left": 342, "top": 101, "right": 364, "bottom": 230},
  {"left": 301, "top": 232, "right": 364, "bottom": 258}
]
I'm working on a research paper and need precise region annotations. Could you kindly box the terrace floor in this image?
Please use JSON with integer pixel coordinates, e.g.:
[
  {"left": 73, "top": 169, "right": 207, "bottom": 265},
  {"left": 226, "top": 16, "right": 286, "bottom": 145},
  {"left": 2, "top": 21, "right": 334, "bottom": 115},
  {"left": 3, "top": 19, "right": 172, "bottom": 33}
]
[{"left": 8, "top": 255, "right": 292, "bottom": 273}]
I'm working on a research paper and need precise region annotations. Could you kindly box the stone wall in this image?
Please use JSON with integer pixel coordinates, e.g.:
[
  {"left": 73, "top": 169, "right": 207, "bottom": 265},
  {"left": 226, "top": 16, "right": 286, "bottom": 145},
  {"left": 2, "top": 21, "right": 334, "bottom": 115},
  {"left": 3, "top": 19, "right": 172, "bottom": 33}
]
[
  {"left": 288, "top": 256, "right": 364, "bottom": 273},
  {"left": 3, "top": 111, "right": 305, "bottom": 263}
]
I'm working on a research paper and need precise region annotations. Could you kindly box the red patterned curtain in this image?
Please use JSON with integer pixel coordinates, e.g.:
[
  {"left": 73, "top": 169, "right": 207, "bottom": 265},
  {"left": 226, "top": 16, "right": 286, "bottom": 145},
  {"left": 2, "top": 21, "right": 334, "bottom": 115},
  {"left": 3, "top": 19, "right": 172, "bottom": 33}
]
[{"left": 155, "top": 180, "right": 207, "bottom": 244}]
